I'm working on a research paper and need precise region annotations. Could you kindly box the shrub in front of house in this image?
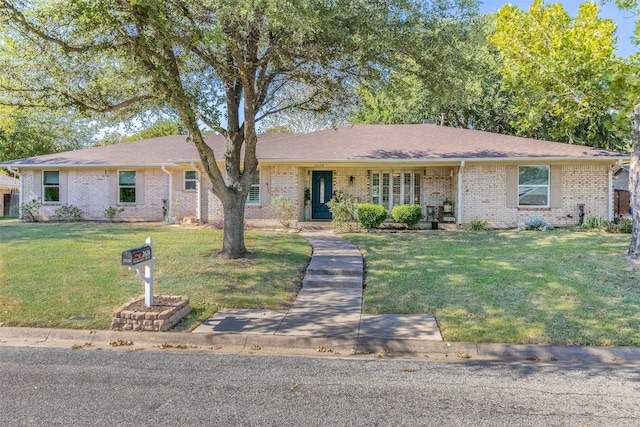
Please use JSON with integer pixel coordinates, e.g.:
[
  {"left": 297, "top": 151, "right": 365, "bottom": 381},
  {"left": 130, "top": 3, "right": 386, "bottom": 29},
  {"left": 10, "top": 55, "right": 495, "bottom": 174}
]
[
  {"left": 20, "top": 198, "right": 42, "bottom": 222},
  {"left": 391, "top": 204, "right": 422, "bottom": 228},
  {"left": 581, "top": 217, "right": 609, "bottom": 230},
  {"left": 269, "top": 195, "right": 296, "bottom": 228},
  {"left": 327, "top": 193, "right": 357, "bottom": 231},
  {"left": 469, "top": 219, "right": 489, "bottom": 231},
  {"left": 104, "top": 206, "right": 125, "bottom": 222},
  {"left": 517, "top": 216, "right": 554, "bottom": 231},
  {"left": 357, "top": 203, "right": 387, "bottom": 229},
  {"left": 51, "top": 204, "right": 84, "bottom": 222},
  {"left": 608, "top": 218, "right": 633, "bottom": 234}
]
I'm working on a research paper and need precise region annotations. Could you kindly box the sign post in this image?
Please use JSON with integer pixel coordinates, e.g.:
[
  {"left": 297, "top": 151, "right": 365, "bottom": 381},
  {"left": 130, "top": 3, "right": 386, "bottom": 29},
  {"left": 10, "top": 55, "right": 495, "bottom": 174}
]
[{"left": 121, "top": 237, "right": 157, "bottom": 307}]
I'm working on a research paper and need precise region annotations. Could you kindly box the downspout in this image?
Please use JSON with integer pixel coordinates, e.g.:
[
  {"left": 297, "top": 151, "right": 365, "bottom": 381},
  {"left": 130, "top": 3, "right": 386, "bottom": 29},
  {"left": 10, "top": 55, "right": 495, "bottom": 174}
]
[
  {"left": 457, "top": 160, "right": 465, "bottom": 225},
  {"left": 7, "top": 166, "right": 22, "bottom": 219},
  {"left": 189, "top": 162, "right": 201, "bottom": 223},
  {"left": 609, "top": 160, "right": 622, "bottom": 222},
  {"left": 161, "top": 165, "right": 172, "bottom": 221}
]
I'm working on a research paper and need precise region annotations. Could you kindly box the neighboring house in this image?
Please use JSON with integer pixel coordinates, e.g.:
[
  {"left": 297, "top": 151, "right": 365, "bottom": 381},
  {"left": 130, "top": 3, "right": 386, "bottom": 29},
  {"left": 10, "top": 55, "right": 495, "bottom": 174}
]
[
  {"left": 0, "top": 174, "right": 19, "bottom": 217},
  {"left": 614, "top": 166, "right": 631, "bottom": 217},
  {"left": 0, "top": 124, "right": 630, "bottom": 227}
]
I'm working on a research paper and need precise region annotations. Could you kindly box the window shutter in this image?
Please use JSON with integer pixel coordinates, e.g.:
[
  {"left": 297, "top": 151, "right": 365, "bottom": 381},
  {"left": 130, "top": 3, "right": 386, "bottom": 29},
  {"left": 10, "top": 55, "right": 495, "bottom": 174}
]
[
  {"left": 59, "top": 171, "right": 68, "bottom": 204},
  {"left": 136, "top": 170, "right": 145, "bottom": 205},
  {"left": 33, "top": 170, "right": 42, "bottom": 199},
  {"left": 550, "top": 166, "right": 563, "bottom": 208},
  {"left": 108, "top": 171, "right": 117, "bottom": 204},
  {"left": 260, "top": 167, "right": 270, "bottom": 206},
  {"left": 506, "top": 166, "right": 518, "bottom": 207}
]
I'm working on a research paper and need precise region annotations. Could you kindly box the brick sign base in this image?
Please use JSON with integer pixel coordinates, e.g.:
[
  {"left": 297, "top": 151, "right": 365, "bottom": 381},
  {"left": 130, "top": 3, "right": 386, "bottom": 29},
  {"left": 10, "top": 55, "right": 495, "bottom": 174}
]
[{"left": 111, "top": 295, "right": 190, "bottom": 332}]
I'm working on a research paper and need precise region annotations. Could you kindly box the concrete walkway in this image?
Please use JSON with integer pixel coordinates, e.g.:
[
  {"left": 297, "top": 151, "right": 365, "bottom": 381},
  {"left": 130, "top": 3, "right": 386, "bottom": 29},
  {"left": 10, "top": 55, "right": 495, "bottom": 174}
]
[{"left": 193, "top": 231, "right": 442, "bottom": 340}]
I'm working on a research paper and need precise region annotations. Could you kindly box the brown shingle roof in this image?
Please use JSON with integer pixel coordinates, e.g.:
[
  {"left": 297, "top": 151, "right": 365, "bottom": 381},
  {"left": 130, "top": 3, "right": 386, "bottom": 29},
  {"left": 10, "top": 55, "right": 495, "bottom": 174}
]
[{"left": 0, "top": 124, "right": 627, "bottom": 167}]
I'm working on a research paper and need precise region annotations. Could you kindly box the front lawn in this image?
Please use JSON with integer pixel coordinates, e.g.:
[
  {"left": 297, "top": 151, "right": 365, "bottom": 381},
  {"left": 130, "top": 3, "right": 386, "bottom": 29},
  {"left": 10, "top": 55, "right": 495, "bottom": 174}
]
[
  {"left": 0, "top": 223, "right": 311, "bottom": 330},
  {"left": 3, "top": 223, "right": 639, "bottom": 346},
  {"left": 346, "top": 230, "right": 640, "bottom": 346}
]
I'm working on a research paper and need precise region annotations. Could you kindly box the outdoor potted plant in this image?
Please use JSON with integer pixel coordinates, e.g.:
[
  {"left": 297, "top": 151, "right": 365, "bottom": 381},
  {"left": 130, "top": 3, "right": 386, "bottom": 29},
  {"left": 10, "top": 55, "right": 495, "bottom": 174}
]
[
  {"left": 304, "top": 187, "right": 311, "bottom": 205},
  {"left": 304, "top": 187, "right": 312, "bottom": 220}
]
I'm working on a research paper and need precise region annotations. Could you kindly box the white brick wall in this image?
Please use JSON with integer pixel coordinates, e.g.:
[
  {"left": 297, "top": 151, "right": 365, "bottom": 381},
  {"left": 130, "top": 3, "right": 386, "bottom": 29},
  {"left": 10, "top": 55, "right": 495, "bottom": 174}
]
[
  {"left": 461, "top": 164, "right": 610, "bottom": 227},
  {"left": 170, "top": 169, "right": 199, "bottom": 220},
  {"left": 18, "top": 163, "right": 614, "bottom": 227},
  {"left": 205, "top": 165, "right": 302, "bottom": 223},
  {"left": 21, "top": 168, "right": 169, "bottom": 221},
  {"left": 424, "top": 167, "right": 456, "bottom": 208}
]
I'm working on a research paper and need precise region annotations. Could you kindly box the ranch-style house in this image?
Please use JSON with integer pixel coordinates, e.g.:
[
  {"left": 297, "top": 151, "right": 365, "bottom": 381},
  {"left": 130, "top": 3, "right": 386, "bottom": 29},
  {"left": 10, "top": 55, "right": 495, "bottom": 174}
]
[{"left": 0, "top": 124, "right": 630, "bottom": 227}]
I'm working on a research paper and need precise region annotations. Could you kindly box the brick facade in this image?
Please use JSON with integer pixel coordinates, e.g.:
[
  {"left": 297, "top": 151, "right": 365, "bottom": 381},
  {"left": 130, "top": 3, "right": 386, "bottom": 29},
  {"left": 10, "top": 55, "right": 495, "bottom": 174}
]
[
  {"left": 21, "top": 168, "right": 169, "bottom": 221},
  {"left": 461, "top": 164, "right": 610, "bottom": 227},
  {"left": 18, "top": 162, "right": 614, "bottom": 227}
]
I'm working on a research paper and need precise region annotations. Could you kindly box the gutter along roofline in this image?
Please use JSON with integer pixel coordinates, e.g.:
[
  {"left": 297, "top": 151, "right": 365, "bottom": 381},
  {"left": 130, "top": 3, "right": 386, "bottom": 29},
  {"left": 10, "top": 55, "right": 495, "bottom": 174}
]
[
  {"left": 1, "top": 155, "right": 630, "bottom": 169},
  {"left": 0, "top": 163, "right": 182, "bottom": 168}
]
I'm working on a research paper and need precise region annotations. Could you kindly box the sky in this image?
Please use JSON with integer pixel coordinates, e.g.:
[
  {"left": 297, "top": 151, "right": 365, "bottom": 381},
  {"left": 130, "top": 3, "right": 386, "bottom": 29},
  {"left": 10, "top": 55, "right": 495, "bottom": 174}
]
[{"left": 479, "top": 0, "right": 638, "bottom": 57}]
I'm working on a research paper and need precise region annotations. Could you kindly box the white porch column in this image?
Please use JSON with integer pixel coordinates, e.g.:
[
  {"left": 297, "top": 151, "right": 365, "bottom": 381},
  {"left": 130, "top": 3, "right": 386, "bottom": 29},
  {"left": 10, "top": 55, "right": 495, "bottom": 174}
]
[{"left": 457, "top": 160, "right": 465, "bottom": 225}]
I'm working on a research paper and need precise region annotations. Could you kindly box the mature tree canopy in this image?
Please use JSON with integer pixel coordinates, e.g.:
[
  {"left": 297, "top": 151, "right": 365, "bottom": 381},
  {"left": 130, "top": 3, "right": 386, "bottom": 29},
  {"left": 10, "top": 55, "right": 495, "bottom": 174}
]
[
  {"left": 351, "top": 1, "right": 509, "bottom": 130},
  {"left": 257, "top": 83, "right": 343, "bottom": 134},
  {"left": 0, "top": 0, "right": 414, "bottom": 258},
  {"left": 121, "top": 119, "right": 188, "bottom": 142},
  {"left": 0, "top": 107, "right": 94, "bottom": 162},
  {"left": 491, "top": 0, "right": 626, "bottom": 150},
  {"left": 608, "top": 0, "right": 640, "bottom": 259}
]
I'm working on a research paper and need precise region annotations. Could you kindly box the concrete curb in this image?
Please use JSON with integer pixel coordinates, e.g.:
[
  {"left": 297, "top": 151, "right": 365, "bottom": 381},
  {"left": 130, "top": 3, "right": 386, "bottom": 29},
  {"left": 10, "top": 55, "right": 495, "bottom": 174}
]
[{"left": 2, "top": 326, "right": 639, "bottom": 364}]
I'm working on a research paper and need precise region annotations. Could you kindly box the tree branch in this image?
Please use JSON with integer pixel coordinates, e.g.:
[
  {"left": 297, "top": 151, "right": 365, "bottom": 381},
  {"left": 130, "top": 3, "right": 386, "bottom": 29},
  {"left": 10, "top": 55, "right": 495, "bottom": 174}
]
[{"left": 1, "top": 0, "right": 122, "bottom": 53}]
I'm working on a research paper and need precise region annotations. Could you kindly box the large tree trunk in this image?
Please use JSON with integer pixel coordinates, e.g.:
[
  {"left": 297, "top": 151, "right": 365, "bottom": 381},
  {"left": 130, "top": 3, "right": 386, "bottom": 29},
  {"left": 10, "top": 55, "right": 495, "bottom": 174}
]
[
  {"left": 628, "top": 106, "right": 640, "bottom": 259},
  {"left": 221, "top": 192, "right": 248, "bottom": 259}
]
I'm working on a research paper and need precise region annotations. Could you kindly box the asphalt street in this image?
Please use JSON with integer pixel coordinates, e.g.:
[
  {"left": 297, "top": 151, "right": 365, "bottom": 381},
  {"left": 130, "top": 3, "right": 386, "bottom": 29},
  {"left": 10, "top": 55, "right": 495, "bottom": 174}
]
[{"left": 1, "top": 346, "right": 639, "bottom": 426}]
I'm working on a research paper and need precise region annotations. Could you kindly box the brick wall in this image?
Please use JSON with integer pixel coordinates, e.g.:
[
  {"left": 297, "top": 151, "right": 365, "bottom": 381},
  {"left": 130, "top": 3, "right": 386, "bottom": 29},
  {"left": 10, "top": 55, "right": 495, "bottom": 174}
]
[
  {"left": 461, "top": 164, "right": 610, "bottom": 227},
  {"left": 205, "top": 165, "right": 302, "bottom": 223},
  {"left": 18, "top": 163, "right": 613, "bottom": 227},
  {"left": 170, "top": 169, "right": 199, "bottom": 221},
  {"left": 424, "top": 167, "right": 455, "bottom": 209},
  {"left": 461, "top": 165, "right": 507, "bottom": 224},
  {"left": 559, "top": 164, "right": 610, "bottom": 222},
  {"left": 331, "top": 169, "right": 370, "bottom": 204},
  {"left": 21, "top": 168, "right": 169, "bottom": 221}
]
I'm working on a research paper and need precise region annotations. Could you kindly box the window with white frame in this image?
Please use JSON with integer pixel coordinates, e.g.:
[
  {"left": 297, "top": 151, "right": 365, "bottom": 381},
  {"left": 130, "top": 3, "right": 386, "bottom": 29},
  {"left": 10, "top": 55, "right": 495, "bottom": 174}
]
[
  {"left": 518, "top": 166, "right": 549, "bottom": 206},
  {"left": 370, "top": 170, "right": 421, "bottom": 212},
  {"left": 184, "top": 170, "right": 197, "bottom": 190},
  {"left": 246, "top": 168, "right": 260, "bottom": 205},
  {"left": 43, "top": 171, "right": 60, "bottom": 203},
  {"left": 118, "top": 171, "right": 136, "bottom": 204}
]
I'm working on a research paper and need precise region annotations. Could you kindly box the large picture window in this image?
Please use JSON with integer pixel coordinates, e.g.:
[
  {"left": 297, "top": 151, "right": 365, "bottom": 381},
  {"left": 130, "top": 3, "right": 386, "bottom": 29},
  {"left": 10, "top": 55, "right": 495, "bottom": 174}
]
[
  {"left": 118, "top": 171, "right": 136, "bottom": 204},
  {"left": 370, "top": 170, "right": 421, "bottom": 212},
  {"left": 246, "top": 168, "right": 260, "bottom": 205},
  {"left": 518, "top": 166, "right": 549, "bottom": 207},
  {"left": 43, "top": 171, "right": 60, "bottom": 203}
]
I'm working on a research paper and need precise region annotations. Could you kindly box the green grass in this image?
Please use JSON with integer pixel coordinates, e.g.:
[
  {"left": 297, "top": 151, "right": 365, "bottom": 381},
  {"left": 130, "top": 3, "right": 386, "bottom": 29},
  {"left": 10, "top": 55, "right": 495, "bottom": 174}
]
[
  {"left": 346, "top": 230, "right": 640, "bottom": 346},
  {"left": 0, "top": 217, "right": 18, "bottom": 222},
  {"left": 0, "top": 223, "right": 311, "bottom": 330},
  {"left": 3, "top": 223, "right": 640, "bottom": 346}
]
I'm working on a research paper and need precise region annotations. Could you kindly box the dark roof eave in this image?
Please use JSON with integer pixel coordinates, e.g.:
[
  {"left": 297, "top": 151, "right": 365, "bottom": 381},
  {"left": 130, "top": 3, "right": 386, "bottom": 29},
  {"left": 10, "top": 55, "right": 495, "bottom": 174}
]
[{"left": 253, "top": 155, "right": 630, "bottom": 164}]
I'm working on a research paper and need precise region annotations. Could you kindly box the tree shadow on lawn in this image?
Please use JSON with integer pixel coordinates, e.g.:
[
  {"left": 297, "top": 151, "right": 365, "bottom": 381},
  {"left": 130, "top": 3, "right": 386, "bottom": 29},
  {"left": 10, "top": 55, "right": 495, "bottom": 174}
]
[
  {"left": 353, "top": 231, "right": 640, "bottom": 346},
  {"left": 0, "top": 222, "right": 163, "bottom": 244}
]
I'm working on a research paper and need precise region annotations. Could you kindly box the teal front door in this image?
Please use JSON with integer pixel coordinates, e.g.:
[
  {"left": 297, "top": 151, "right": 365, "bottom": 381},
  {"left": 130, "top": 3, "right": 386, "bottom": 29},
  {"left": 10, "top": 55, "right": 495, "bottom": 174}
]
[{"left": 312, "top": 171, "right": 333, "bottom": 219}]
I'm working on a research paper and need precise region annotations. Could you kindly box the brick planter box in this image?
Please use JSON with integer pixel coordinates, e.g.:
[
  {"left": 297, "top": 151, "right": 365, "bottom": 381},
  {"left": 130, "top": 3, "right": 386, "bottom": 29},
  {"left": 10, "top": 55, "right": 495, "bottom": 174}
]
[{"left": 111, "top": 295, "right": 190, "bottom": 332}]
